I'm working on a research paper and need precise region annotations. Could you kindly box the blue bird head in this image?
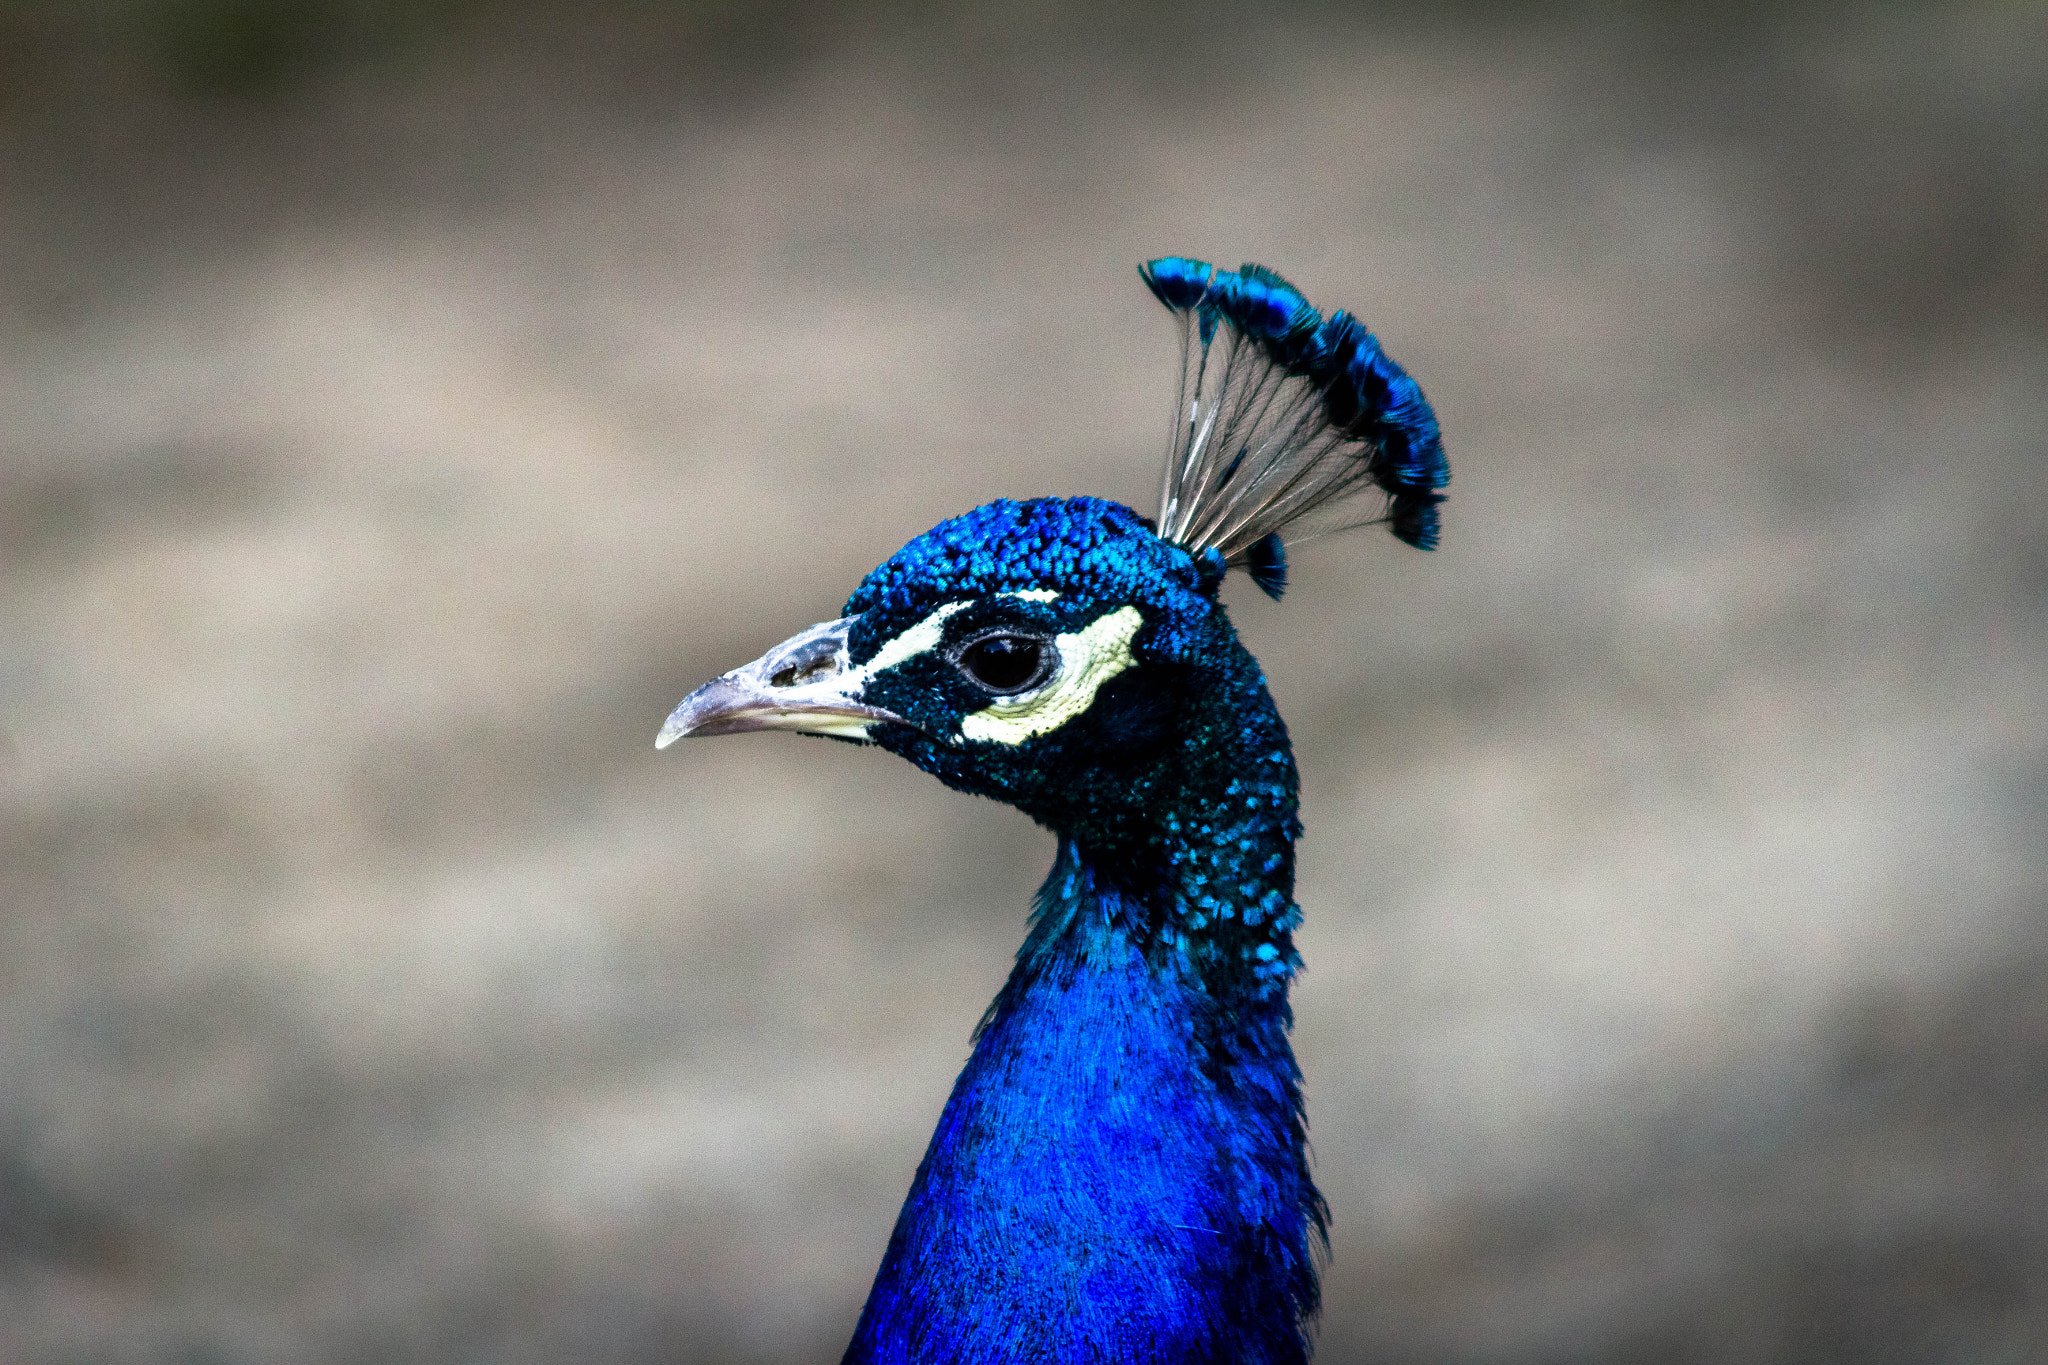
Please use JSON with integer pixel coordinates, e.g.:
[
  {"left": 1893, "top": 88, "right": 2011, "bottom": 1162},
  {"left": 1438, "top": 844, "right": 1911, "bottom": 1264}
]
[
  {"left": 661, "top": 497, "right": 1283, "bottom": 881},
  {"left": 660, "top": 256, "right": 1444, "bottom": 907}
]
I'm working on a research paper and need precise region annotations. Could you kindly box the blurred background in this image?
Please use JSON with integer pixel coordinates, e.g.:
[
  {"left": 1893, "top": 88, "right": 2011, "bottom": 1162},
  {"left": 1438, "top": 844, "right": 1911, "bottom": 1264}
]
[{"left": 2, "top": 1, "right": 2044, "bottom": 1361}]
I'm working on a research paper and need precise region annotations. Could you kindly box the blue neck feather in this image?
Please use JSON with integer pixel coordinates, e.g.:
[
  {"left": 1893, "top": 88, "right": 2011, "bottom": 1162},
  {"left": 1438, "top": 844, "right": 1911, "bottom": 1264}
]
[{"left": 844, "top": 729, "right": 1323, "bottom": 1362}]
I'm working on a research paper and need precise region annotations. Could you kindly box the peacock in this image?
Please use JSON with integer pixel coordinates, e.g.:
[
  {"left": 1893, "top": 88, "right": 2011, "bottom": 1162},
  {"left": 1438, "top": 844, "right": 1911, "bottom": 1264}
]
[{"left": 658, "top": 256, "right": 1447, "bottom": 1364}]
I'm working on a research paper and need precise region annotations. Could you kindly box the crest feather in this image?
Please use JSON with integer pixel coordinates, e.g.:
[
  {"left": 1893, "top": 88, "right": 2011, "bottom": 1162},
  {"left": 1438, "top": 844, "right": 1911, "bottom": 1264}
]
[{"left": 1139, "top": 256, "right": 1449, "bottom": 571}]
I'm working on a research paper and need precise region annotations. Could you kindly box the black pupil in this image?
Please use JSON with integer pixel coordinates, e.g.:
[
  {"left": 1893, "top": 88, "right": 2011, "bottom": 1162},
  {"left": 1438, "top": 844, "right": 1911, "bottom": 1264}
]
[{"left": 960, "top": 636, "right": 1044, "bottom": 692}]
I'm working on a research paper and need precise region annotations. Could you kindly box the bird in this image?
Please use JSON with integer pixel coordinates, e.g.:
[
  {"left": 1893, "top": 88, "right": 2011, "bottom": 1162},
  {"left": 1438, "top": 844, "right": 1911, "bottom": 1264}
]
[{"left": 658, "top": 256, "right": 1447, "bottom": 1364}]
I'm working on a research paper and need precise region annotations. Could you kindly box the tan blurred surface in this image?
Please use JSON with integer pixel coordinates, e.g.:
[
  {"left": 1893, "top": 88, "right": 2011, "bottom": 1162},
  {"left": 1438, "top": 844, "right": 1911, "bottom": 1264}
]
[{"left": 2, "top": 3, "right": 2045, "bottom": 1361}]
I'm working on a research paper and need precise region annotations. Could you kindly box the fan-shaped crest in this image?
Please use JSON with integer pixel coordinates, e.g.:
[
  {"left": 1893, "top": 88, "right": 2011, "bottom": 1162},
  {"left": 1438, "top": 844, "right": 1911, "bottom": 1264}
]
[{"left": 1141, "top": 257, "right": 1449, "bottom": 597}]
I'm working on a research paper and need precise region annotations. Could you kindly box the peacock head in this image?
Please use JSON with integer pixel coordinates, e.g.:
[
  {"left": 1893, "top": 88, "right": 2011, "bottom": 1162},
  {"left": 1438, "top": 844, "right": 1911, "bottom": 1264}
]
[
  {"left": 658, "top": 497, "right": 1261, "bottom": 849},
  {"left": 660, "top": 256, "right": 1448, "bottom": 868}
]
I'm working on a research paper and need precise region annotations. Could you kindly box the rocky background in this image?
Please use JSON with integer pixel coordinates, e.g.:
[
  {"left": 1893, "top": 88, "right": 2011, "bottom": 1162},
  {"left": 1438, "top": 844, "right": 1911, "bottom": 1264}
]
[{"left": 2, "top": 2, "right": 2044, "bottom": 1360}]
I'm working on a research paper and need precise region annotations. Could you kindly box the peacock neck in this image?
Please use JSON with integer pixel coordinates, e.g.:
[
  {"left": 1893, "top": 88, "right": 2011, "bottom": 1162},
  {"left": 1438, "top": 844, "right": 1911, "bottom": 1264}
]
[
  {"left": 842, "top": 838, "right": 1324, "bottom": 1365},
  {"left": 1060, "top": 668, "right": 1308, "bottom": 1001}
]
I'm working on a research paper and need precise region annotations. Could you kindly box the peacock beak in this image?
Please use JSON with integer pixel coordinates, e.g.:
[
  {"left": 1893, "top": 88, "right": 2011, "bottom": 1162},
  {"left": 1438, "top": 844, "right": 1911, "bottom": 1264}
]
[{"left": 656, "top": 615, "right": 905, "bottom": 746}]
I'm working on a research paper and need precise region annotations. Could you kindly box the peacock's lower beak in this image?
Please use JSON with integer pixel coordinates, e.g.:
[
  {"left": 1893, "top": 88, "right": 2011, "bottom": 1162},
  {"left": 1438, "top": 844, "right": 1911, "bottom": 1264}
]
[{"left": 656, "top": 615, "right": 904, "bottom": 746}]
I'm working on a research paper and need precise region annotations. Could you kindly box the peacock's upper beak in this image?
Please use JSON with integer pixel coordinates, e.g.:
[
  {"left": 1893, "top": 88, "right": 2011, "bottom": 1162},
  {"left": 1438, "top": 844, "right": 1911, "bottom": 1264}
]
[{"left": 656, "top": 615, "right": 904, "bottom": 746}]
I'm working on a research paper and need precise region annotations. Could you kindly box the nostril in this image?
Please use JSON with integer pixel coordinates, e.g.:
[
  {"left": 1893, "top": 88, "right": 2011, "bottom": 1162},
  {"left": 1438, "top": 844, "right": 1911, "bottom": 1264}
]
[{"left": 770, "top": 656, "right": 839, "bottom": 689}]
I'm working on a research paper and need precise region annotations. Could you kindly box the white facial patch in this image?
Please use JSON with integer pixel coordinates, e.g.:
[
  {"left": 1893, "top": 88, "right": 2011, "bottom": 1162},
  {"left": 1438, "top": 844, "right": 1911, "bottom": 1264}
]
[
  {"left": 960, "top": 605, "right": 1144, "bottom": 746},
  {"left": 858, "top": 591, "right": 1058, "bottom": 679},
  {"left": 865, "top": 601, "right": 969, "bottom": 675}
]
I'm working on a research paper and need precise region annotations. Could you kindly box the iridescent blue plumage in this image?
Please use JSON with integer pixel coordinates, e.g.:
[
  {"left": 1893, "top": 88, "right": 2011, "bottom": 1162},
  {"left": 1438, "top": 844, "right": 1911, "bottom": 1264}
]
[
  {"left": 1140, "top": 255, "right": 1221, "bottom": 312},
  {"left": 1309, "top": 312, "right": 1449, "bottom": 550},
  {"left": 657, "top": 258, "right": 1450, "bottom": 1364},
  {"left": 840, "top": 499, "right": 1320, "bottom": 1364},
  {"left": 1220, "top": 265, "right": 1326, "bottom": 373},
  {"left": 1244, "top": 531, "right": 1289, "bottom": 601}
]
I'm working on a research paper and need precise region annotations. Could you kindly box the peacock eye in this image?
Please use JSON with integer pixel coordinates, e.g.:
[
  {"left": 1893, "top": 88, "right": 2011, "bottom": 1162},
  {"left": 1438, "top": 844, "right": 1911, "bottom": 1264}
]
[{"left": 956, "top": 634, "right": 1052, "bottom": 695}]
